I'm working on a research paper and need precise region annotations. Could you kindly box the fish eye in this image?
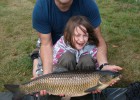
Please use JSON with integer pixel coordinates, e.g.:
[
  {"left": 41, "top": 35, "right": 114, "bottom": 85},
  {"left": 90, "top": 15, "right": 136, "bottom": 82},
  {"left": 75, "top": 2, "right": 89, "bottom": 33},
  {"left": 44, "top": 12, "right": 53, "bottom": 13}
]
[
  {"left": 112, "top": 72, "right": 120, "bottom": 78},
  {"left": 112, "top": 74, "right": 116, "bottom": 78}
]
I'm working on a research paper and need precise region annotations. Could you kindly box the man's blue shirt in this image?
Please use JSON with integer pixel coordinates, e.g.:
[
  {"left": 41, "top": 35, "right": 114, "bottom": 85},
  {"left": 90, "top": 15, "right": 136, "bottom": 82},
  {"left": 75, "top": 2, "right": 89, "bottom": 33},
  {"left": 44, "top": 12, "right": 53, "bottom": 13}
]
[{"left": 32, "top": 0, "right": 101, "bottom": 44}]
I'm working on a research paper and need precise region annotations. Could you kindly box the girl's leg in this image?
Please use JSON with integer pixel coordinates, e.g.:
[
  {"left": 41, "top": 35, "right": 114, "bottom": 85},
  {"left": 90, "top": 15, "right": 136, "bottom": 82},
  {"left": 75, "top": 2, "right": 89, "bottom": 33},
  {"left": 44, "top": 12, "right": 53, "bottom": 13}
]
[
  {"left": 56, "top": 51, "right": 76, "bottom": 71},
  {"left": 50, "top": 51, "right": 76, "bottom": 100},
  {"left": 72, "top": 55, "right": 96, "bottom": 100},
  {"left": 76, "top": 54, "right": 96, "bottom": 71}
]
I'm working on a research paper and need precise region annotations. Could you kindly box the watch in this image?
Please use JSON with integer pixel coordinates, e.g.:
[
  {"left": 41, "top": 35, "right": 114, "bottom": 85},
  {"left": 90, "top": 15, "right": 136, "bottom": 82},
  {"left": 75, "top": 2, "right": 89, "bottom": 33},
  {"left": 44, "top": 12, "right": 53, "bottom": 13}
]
[{"left": 99, "top": 63, "right": 109, "bottom": 70}]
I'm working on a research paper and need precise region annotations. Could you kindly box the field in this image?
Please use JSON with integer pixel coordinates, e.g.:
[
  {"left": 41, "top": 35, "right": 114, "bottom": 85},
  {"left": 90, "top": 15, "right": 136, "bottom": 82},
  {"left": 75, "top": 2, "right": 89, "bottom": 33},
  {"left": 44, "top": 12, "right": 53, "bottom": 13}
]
[{"left": 0, "top": 0, "right": 140, "bottom": 91}]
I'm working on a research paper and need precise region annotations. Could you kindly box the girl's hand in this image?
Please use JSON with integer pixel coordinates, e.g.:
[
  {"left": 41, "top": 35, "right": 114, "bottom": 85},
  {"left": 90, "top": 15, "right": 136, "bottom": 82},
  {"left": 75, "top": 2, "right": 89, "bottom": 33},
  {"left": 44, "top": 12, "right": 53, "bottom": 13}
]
[{"left": 92, "top": 90, "right": 101, "bottom": 94}]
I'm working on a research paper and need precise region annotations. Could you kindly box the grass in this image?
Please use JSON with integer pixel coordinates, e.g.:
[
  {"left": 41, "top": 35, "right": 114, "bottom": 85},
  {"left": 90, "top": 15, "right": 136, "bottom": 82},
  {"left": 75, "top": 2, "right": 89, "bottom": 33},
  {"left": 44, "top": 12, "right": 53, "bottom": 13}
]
[
  {"left": 0, "top": 0, "right": 37, "bottom": 91},
  {"left": 0, "top": 0, "right": 140, "bottom": 91},
  {"left": 96, "top": 0, "right": 140, "bottom": 87}
]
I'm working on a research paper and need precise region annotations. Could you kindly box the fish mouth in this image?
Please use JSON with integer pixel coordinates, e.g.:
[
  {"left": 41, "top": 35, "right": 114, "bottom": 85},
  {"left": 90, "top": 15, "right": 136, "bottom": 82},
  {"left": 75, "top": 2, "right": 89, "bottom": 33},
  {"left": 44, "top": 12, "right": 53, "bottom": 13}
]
[
  {"left": 112, "top": 72, "right": 122, "bottom": 80},
  {"left": 108, "top": 74, "right": 122, "bottom": 85},
  {"left": 118, "top": 74, "right": 122, "bottom": 78},
  {"left": 114, "top": 74, "right": 122, "bottom": 81}
]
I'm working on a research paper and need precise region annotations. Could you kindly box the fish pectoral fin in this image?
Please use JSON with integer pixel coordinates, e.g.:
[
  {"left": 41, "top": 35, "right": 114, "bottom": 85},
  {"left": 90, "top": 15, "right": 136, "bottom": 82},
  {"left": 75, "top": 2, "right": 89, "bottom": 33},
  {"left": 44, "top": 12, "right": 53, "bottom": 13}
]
[{"left": 84, "top": 84, "right": 101, "bottom": 92}]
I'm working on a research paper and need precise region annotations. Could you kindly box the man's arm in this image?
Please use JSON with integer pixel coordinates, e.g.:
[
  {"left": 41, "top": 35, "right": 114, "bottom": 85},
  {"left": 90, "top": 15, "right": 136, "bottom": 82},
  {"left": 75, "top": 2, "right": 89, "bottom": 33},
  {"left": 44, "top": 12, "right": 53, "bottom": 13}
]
[
  {"left": 94, "top": 26, "right": 122, "bottom": 72},
  {"left": 38, "top": 32, "right": 53, "bottom": 75},
  {"left": 92, "top": 26, "right": 122, "bottom": 94},
  {"left": 94, "top": 26, "right": 108, "bottom": 65}
]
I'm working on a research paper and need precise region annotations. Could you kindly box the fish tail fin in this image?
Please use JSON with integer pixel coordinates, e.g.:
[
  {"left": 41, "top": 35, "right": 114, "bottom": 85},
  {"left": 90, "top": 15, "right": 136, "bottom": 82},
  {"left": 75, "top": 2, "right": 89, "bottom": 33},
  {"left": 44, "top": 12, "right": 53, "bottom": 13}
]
[
  {"left": 4, "top": 84, "right": 24, "bottom": 100},
  {"left": 4, "top": 84, "right": 19, "bottom": 93}
]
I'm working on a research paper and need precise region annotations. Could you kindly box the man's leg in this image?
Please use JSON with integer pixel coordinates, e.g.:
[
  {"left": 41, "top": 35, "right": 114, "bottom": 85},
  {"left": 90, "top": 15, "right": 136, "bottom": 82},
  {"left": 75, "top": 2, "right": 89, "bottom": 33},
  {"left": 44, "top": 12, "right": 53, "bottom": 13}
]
[
  {"left": 30, "top": 48, "right": 39, "bottom": 61},
  {"left": 32, "top": 59, "right": 39, "bottom": 78},
  {"left": 30, "top": 48, "right": 40, "bottom": 77},
  {"left": 30, "top": 38, "right": 40, "bottom": 77}
]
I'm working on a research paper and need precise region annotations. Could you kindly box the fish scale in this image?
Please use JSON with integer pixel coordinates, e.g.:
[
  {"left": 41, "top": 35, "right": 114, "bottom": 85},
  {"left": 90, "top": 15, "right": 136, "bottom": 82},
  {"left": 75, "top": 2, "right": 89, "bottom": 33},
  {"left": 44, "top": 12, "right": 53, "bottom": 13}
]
[
  {"left": 21, "top": 72, "right": 92, "bottom": 95},
  {"left": 5, "top": 71, "right": 121, "bottom": 98}
]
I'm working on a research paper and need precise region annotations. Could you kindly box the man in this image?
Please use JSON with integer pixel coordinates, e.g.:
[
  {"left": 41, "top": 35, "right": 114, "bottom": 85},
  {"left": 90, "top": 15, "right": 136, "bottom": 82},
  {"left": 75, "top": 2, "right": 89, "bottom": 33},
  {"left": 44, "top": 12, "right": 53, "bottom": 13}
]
[{"left": 32, "top": 0, "right": 122, "bottom": 98}]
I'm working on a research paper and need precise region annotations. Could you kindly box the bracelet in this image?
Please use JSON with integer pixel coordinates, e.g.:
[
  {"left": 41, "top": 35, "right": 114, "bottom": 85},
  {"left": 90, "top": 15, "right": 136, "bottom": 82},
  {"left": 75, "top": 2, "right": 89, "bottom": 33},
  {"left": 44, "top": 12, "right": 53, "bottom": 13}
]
[{"left": 99, "top": 63, "right": 109, "bottom": 70}]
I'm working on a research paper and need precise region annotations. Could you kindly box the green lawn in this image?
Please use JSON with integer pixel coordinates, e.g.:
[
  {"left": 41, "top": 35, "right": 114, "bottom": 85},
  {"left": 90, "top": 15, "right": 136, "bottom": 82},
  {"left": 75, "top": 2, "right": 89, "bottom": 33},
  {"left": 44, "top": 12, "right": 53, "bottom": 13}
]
[{"left": 0, "top": 0, "right": 140, "bottom": 91}]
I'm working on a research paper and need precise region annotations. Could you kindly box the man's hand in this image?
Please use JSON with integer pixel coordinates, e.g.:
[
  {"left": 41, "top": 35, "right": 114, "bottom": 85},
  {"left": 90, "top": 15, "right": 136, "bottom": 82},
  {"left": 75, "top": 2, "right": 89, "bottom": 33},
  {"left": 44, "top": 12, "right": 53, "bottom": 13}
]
[
  {"left": 31, "top": 75, "right": 48, "bottom": 96},
  {"left": 102, "top": 65, "right": 122, "bottom": 86},
  {"left": 101, "top": 65, "right": 123, "bottom": 72},
  {"left": 92, "top": 65, "right": 123, "bottom": 94}
]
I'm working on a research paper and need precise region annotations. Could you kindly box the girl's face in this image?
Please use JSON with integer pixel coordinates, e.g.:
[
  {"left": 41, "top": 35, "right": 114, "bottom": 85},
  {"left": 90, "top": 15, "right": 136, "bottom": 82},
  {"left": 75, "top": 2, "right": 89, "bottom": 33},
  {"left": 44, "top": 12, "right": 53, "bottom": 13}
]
[{"left": 72, "top": 25, "right": 89, "bottom": 50}]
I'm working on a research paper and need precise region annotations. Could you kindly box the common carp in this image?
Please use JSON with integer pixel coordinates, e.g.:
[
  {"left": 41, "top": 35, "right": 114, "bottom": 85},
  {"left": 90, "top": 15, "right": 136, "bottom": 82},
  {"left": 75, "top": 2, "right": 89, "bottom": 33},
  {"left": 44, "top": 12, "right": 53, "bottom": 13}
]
[{"left": 4, "top": 71, "right": 121, "bottom": 100}]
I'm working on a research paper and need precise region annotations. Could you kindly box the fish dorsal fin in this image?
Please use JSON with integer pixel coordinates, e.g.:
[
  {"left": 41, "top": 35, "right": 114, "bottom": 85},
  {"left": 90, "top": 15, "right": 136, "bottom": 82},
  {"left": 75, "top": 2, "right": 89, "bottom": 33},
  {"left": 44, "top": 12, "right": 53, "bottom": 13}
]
[
  {"left": 53, "top": 67, "right": 68, "bottom": 73},
  {"left": 84, "top": 84, "right": 101, "bottom": 92}
]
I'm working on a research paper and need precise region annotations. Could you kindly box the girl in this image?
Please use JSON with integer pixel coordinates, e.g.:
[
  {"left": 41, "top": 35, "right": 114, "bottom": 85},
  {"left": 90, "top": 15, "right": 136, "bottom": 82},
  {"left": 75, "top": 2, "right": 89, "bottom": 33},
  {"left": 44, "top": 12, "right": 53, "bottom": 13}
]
[{"left": 53, "top": 16, "right": 99, "bottom": 72}]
